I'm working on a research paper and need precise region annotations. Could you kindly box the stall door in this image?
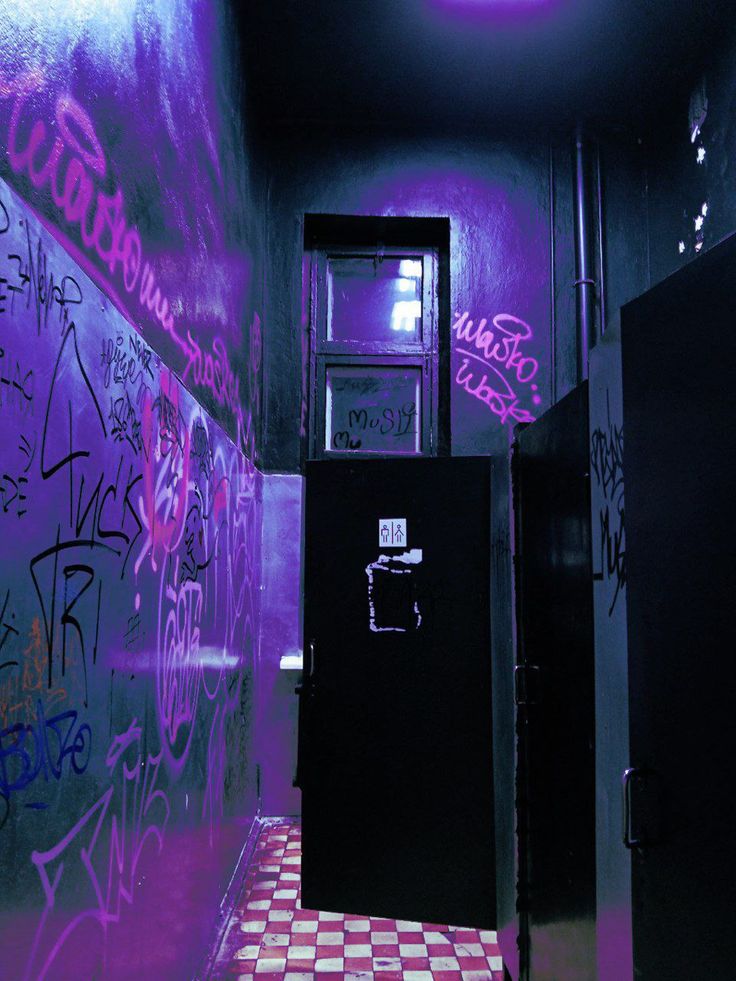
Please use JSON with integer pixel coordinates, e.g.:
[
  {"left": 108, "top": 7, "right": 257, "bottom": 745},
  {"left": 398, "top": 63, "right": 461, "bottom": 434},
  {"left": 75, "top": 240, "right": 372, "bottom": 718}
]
[
  {"left": 622, "top": 235, "right": 736, "bottom": 980},
  {"left": 514, "top": 382, "right": 596, "bottom": 980},
  {"left": 298, "top": 457, "right": 496, "bottom": 928}
]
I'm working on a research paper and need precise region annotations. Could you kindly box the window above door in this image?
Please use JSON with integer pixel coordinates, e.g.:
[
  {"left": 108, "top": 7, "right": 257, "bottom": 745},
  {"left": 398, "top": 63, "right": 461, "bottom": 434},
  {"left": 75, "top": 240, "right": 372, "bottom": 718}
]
[{"left": 308, "top": 244, "right": 439, "bottom": 459}]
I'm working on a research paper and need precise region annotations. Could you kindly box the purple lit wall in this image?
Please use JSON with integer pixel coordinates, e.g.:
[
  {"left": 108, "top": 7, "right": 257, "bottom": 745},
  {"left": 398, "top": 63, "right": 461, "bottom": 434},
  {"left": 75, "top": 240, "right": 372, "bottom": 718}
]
[
  {"left": 263, "top": 134, "right": 556, "bottom": 469},
  {"left": 0, "top": 0, "right": 263, "bottom": 460},
  {"left": 0, "top": 3, "right": 265, "bottom": 977}
]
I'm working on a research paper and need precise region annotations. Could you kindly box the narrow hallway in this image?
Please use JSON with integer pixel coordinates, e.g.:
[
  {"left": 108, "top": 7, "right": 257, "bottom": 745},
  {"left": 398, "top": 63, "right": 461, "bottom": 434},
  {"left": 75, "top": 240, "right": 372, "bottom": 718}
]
[
  {"left": 211, "top": 821, "right": 505, "bottom": 981},
  {"left": 2, "top": 2, "right": 734, "bottom": 978}
]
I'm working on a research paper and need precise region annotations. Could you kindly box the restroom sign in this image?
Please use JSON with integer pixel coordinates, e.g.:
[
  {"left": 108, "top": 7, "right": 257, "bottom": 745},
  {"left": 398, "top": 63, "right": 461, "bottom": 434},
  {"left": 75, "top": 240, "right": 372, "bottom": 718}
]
[{"left": 379, "top": 518, "right": 407, "bottom": 548}]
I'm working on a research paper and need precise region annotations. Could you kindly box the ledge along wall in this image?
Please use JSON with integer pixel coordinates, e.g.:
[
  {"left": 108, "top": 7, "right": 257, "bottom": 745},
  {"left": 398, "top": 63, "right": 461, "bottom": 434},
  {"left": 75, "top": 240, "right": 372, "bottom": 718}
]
[{"left": 0, "top": 2, "right": 265, "bottom": 977}]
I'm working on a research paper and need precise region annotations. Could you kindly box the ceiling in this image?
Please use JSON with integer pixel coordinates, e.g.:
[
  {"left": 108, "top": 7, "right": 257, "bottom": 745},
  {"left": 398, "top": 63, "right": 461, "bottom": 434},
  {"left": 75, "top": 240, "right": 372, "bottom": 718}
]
[{"left": 236, "top": 0, "right": 733, "bottom": 136}]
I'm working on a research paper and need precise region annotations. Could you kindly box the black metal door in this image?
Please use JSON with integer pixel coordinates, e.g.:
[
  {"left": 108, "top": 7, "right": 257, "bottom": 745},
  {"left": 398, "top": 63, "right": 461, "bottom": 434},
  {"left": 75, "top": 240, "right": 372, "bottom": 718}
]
[
  {"left": 514, "top": 382, "right": 596, "bottom": 980},
  {"left": 621, "top": 237, "right": 736, "bottom": 980},
  {"left": 299, "top": 457, "right": 496, "bottom": 927}
]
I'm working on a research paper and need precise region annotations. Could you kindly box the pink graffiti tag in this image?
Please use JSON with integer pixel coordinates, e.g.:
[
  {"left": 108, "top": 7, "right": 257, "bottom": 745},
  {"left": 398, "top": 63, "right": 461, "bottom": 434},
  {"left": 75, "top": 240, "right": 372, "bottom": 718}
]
[
  {"left": 136, "top": 374, "right": 191, "bottom": 574},
  {"left": 157, "top": 556, "right": 203, "bottom": 774},
  {"left": 452, "top": 310, "right": 541, "bottom": 425},
  {"left": 2, "top": 73, "right": 258, "bottom": 452},
  {"left": 3, "top": 80, "right": 183, "bottom": 351}
]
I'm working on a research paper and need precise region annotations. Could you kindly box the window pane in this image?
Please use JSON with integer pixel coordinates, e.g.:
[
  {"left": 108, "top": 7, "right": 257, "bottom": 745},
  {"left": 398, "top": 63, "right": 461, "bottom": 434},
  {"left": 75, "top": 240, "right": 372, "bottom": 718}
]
[
  {"left": 327, "top": 257, "right": 423, "bottom": 342},
  {"left": 325, "top": 365, "right": 421, "bottom": 454}
]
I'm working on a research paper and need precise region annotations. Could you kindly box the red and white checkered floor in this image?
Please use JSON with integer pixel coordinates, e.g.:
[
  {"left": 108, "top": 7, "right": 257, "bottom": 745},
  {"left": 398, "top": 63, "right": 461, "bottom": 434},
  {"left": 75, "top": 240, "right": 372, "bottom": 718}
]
[{"left": 211, "top": 819, "right": 505, "bottom": 981}]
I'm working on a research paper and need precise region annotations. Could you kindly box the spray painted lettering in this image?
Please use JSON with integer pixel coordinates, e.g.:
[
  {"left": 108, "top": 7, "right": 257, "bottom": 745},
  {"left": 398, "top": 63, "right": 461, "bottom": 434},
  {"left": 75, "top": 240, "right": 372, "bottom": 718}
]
[
  {"left": 452, "top": 310, "right": 541, "bottom": 425},
  {"left": 332, "top": 401, "right": 418, "bottom": 451},
  {"left": 0, "top": 700, "right": 91, "bottom": 801},
  {"left": 157, "top": 557, "right": 203, "bottom": 774},
  {"left": 25, "top": 719, "right": 170, "bottom": 980},
  {"left": 0, "top": 147, "right": 258, "bottom": 976},
  {"left": 1, "top": 74, "right": 258, "bottom": 455},
  {"left": 591, "top": 389, "right": 625, "bottom": 616}
]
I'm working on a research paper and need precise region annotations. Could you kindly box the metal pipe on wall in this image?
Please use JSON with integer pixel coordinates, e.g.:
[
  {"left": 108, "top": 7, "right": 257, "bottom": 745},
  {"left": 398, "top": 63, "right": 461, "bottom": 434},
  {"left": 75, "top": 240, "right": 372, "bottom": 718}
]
[
  {"left": 573, "top": 124, "right": 597, "bottom": 382},
  {"left": 595, "top": 140, "right": 607, "bottom": 338}
]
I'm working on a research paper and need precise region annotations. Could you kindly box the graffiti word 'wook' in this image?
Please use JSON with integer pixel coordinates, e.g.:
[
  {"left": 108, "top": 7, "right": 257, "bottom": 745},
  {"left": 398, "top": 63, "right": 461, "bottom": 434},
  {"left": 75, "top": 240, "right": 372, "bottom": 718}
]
[{"left": 452, "top": 310, "right": 541, "bottom": 426}]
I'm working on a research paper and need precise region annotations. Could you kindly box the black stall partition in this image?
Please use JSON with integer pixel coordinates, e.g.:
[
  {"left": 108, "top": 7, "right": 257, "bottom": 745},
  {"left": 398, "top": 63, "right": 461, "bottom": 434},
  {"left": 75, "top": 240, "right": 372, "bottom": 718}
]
[
  {"left": 621, "top": 234, "right": 736, "bottom": 980},
  {"left": 514, "top": 382, "right": 597, "bottom": 980}
]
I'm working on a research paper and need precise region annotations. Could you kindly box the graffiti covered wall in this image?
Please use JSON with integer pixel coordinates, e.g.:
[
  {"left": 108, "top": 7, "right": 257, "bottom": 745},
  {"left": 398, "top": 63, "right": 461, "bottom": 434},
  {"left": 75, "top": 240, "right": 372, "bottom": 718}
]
[
  {"left": 0, "top": 174, "right": 260, "bottom": 979},
  {"left": 0, "top": 2, "right": 264, "bottom": 977},
  {"left": 0, "top": 0, "right": 263, "bottom": 461}
]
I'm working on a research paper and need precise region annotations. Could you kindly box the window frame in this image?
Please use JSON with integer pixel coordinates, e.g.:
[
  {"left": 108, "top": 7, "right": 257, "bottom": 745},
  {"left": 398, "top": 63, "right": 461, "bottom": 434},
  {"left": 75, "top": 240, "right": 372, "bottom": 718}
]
[{"left": 308, "top": 244, "right": 439, "bottom": 460}]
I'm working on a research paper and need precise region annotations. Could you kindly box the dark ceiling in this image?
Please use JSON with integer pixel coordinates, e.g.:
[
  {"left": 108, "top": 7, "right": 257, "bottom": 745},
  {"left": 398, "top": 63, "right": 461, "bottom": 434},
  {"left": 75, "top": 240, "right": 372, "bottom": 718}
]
[{"left": 236, "top": 0, "right": 733, "bottom": 136}]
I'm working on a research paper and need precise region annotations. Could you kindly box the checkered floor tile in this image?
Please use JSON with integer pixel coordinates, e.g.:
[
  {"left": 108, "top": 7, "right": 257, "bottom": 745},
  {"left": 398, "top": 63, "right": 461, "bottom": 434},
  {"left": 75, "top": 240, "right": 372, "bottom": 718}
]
[{"left": 211, "top": 819, "right": 505, "bottom": 981}]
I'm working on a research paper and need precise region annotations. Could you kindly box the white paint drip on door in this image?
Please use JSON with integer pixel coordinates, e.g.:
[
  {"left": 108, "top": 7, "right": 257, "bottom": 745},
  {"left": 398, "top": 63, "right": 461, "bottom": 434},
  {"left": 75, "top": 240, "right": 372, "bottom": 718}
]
[{"left": 365, "top": 549, "right": 423, "bottom": 633}]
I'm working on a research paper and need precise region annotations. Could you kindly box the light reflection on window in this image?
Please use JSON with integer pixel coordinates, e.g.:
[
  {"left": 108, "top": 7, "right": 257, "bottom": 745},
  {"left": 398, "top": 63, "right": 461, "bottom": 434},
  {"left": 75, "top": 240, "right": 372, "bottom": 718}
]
[
  {"left": 399, "top": 259, "right": 422, "bottom": 277},
  {"left": 327, "top": 256, "right": 424, "bottom": 341},
  {"left": 392, "top": 260, "right": 422, "bottom": 332},
  {"left": 391, "top": 299, "right": 422, "bottom": 332}
]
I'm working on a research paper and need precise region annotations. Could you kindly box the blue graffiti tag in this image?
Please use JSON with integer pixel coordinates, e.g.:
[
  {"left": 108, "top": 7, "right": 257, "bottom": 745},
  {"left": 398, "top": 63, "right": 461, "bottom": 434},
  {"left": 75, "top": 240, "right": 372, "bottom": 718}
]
[{"left": 0, "top": 700, "right": 91, "bottom": 800}]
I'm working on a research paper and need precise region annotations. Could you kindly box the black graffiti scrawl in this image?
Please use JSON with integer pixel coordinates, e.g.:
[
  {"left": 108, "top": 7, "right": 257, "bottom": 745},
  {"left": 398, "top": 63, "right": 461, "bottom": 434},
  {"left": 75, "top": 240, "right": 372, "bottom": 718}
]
[
  {"left": 0, "top": 176, "right": 260, "bottom": 979},
  {"left": 591, "top": 388, "right": 625, "bottom": 616}
]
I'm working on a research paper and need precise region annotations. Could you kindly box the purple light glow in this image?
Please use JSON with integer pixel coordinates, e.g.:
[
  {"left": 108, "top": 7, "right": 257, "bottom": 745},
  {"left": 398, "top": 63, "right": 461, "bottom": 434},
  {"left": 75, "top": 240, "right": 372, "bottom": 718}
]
[
  {"left": 427, "top": 0, "right": 564, "bottom": 24},
  {"left": 440, "top": 0, "right": 549, "bottom": 4},
  {"left": 431, "top": 0, "right": 553, "bottom": 8}
]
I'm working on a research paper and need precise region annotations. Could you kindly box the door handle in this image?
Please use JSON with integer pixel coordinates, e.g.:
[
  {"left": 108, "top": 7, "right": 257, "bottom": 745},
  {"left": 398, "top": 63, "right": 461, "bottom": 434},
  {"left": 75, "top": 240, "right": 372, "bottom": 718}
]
[
  {"left": 514, "top": 664, "right": 541, "bottom": 705},
  {"left": 622, "top": 766, "right": 644, "bottom": 849},
  {"left": 296, "top": 641, "right": 316, "bottom": 698}
]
